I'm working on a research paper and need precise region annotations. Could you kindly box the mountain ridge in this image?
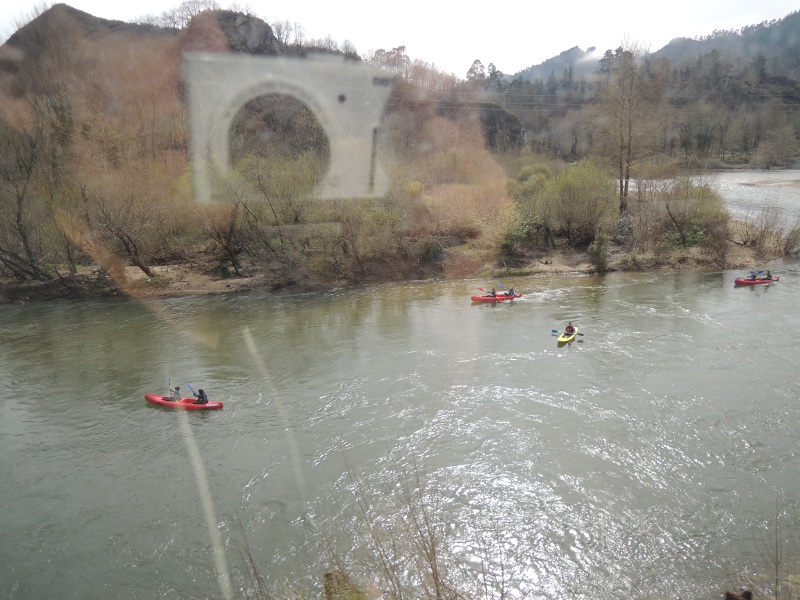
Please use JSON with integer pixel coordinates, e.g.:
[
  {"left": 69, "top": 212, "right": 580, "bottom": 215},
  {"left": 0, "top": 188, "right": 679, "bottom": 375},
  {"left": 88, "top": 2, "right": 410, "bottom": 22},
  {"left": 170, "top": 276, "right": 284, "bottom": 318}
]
[
  {"left": 4, "top": 5, "right": 799, "bottom": 84},
  {"left": 510, "top": 9, "right": 800, "bottom": 82}
]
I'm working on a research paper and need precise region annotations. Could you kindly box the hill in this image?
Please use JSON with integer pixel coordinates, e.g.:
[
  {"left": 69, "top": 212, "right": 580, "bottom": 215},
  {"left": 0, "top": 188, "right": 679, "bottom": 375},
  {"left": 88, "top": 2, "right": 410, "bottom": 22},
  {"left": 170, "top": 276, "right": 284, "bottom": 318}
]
[
  {"left": 513, "top": 46, "right": 601, "bottom": 82},
  {"left": 4, "top": 3, "right": 173, "bottom": 43},
  {"left": 651, "top": 10, "right": 800, "bottom": 70},
  {"left": 511, "top": 9, "right": 800, "bottom": 83}
]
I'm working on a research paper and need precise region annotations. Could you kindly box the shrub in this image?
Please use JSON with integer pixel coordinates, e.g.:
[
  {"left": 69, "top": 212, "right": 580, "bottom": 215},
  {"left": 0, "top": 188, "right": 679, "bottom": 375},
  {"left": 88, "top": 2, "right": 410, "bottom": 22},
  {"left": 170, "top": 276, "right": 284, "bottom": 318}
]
[
  {"left": 588, "top": 229, "right": 609, "bottom": 273},
  {"left": 656, "top": 178, "right": 728, "bottom": 253},
  {"left": 540, "top": 159, "right": 618, "bottom": 245}
]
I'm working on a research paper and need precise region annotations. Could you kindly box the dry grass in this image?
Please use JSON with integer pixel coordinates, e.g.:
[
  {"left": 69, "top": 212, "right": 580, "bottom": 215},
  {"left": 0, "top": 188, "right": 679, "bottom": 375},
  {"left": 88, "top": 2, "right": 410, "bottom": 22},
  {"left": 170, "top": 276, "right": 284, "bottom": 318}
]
[{"left": 0, "top": 217, "right": 785, "bottom": 305}]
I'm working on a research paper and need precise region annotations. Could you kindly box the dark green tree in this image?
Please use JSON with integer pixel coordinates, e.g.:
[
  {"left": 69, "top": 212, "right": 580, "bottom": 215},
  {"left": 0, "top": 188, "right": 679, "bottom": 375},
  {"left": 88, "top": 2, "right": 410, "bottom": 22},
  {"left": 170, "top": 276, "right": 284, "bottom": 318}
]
[
  {"left": 486, "top": 63, "right": 505, "bottom": 91},
  {"left": 466, "top": 59, "right": 486, "bottom": 84}
]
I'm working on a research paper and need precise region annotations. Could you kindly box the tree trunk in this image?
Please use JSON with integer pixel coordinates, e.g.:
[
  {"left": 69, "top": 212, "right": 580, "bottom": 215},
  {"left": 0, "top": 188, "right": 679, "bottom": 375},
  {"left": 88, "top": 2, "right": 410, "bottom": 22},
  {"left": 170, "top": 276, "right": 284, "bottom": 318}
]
[
  {"left": 15, "top": 195, "right": 48, "bottom": 280},
  {"left": 664, "top": 202, "right": 686, "bottom": 246},
  {"left": 105, "top": 222, "right": 155, "bottom": 278}
]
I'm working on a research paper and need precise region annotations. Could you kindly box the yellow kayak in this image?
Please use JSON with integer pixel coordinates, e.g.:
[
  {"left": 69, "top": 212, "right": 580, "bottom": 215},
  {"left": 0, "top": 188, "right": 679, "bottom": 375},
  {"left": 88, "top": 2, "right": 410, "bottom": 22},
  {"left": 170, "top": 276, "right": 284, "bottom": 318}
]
[{"left": 557, "top": 327, "right": 578, "bottom": 343}]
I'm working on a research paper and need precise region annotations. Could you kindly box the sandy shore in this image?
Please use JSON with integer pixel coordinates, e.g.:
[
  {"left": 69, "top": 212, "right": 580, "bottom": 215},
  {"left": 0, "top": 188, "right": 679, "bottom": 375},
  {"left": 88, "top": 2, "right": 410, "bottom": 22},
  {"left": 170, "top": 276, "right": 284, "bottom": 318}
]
[{"left": 0, "top": 234, "right": 774, "bottom": 305}]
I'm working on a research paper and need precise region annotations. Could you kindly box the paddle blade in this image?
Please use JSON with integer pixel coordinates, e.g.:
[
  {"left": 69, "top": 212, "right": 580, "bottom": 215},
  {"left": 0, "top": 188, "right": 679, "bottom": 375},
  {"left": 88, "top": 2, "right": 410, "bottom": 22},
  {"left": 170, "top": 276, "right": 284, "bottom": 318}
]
[
  {"left": 551, "top": 329, "right": 559, "bottom": 334},
  {"left": 478, "top": 287, "right": 484, "bottom": 291},
  {"left": 498, "top": 283, "right": 504, "bottom": 288}
]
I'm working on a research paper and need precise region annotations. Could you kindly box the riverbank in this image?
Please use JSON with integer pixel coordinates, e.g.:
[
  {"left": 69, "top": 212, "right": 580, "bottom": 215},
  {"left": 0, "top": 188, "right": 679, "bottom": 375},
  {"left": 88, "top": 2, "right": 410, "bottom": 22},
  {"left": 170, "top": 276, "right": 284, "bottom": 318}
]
[{"left": 0, "top": 233, "right": 779, "bottom": 305}]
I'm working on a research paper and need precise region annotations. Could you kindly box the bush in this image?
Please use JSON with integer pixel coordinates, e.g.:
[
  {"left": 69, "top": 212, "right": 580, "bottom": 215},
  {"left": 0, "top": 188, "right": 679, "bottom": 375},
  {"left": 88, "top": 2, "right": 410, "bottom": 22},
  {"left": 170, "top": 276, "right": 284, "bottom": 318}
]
[
  {"left": 656, "top": 178, "right": 728, "bottom": 253},
  {"left": 414, "top": 236, "right": 445, "bottom": 265},
  {"left": 588, "top": 229, "right": 609, "bottom": 273},
  {"left": 502, "top": 212, "right": 545, "bottom": 251},
  {"left": 661, "top": 225, "right": 706, "bottom": 250},
  {"left": 541, "top": 159, "right": 618, "bottom": 245}
]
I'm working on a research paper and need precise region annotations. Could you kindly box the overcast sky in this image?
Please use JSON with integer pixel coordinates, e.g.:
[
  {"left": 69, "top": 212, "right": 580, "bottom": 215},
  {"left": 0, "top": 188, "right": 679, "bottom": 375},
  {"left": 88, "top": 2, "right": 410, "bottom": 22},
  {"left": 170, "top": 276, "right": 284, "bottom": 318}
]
[{"left": 1, "top": 1, "right": 797, "bottom": 77}]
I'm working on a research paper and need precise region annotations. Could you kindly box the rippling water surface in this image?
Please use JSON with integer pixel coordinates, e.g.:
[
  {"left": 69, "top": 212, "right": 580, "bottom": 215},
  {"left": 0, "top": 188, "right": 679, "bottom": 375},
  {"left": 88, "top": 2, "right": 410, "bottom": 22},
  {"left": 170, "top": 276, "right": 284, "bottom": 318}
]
[
  {"left": 2, "top": 171, "right": 800, "bottom": 599},
  {"left": 704, "top": 169, "right": 800, "bottom": 221}
]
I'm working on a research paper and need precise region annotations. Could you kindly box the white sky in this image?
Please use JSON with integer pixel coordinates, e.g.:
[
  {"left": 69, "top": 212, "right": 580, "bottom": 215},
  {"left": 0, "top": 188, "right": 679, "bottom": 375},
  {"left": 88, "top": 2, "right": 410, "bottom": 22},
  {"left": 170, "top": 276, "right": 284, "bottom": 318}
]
[{"left": 1, "top": 1, "right": 797, "bottom": 77}]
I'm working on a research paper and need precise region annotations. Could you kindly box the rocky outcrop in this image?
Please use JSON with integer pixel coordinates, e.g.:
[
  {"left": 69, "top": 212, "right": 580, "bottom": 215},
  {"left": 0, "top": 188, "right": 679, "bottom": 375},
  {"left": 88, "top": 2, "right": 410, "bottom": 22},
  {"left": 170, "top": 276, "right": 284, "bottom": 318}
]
[{"left": 214, "top": 10, "right": 281, "bottom": 56}]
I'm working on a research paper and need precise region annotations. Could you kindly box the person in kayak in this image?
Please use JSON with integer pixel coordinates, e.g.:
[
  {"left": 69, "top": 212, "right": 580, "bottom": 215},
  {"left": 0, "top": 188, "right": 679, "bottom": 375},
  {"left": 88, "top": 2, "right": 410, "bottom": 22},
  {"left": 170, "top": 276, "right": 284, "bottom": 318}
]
[
  {"left": 564, "top": 322, "right": 575, "bottom": 335},
  {"left": 192, "top": 388, "right": 209, "bottom": 404},
  {"left": 168, "top": 385, "right": 181, "bottom": 401},
  {"left": 763, "top": 270, "right": 772, "bottom": 280},
  {"left": 488, "top": 288, "right": 496, "bottom": 297}
]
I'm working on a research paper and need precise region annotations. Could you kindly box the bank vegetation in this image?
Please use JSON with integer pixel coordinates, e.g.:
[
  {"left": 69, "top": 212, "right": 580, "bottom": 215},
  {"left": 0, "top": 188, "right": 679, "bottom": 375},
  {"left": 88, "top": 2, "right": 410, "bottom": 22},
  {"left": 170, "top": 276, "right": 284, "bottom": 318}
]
[{"left": 0, "top": 4, "right": 799, "bottom": 303}]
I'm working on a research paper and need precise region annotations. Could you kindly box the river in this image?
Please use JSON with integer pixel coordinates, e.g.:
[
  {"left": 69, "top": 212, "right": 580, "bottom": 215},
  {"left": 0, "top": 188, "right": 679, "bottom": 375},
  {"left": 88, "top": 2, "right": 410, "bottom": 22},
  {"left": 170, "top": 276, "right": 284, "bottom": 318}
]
[{"left": 1, "top": 170, "right": 800, "bottom": 599}]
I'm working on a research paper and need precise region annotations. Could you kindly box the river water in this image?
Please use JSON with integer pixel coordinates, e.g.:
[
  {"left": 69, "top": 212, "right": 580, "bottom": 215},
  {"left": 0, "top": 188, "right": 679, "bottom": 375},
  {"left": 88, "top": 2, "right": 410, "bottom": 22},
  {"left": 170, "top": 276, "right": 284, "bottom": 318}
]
[{"left": 2, "top": 170, "right": 800, "bottom": 600}]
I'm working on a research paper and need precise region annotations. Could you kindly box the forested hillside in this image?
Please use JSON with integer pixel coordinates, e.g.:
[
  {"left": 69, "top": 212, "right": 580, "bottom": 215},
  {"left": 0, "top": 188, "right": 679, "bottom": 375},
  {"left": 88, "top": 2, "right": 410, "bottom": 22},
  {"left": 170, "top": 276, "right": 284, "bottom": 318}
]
[
  {"left": 0, "top": 3, "right": 797, "bottom": 300},
  {"left": 466, "top": 9, "right": 800, "bottom": 167}
]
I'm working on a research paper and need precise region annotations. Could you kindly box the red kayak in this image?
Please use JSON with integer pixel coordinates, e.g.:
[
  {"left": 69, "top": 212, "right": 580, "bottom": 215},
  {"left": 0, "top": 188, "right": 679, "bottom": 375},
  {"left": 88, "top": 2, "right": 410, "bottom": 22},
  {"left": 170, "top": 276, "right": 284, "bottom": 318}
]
[
  {"left": 471, "top": 293, "right": 522, "bottom": 303},
  {"left": 145, "top": 393, "right": 223, "bottom": 410},
  {"left": 734, "top": 276, "right": 779, "bottom": 286}
]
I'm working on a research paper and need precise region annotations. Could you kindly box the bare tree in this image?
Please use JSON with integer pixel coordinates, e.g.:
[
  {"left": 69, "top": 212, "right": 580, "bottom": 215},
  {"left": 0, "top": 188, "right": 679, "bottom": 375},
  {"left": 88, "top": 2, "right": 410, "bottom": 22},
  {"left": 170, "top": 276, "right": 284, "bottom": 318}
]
[
  {"left": 200, "top": 202, "right": 247, "bottom": 277},
  {"left": 82, "top": 179, "right": 159, "bottom": 278},
  {"left": 157, "top": 0, "right": 220, "bottom": 29},
  {"left": 598, "top": 42, "right": 648, "bottom": 213},
  {"left": 270, "top": 19, "right": 304, "bottom": 46},
  {"left": 0, "top": 112, "right": 50, "bottom": 280}
]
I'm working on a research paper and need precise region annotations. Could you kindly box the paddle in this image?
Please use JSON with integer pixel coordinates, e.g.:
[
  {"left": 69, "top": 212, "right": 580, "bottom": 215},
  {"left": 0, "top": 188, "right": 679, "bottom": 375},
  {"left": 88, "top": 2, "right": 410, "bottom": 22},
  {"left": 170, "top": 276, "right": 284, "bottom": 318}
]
[
  {"left": 166, "top": 378, "right": 179, "bottom": 401},
  {"left": 187, "top": 382, "right": 199, "bottom": 403},
  {"left": 551, "top": 329, "right": 584, "bottom": 336},
  {"left": 497, "top": 283, "right": 517, "bottom": 297},
  {"left": 186, "top": 382, "right": 209, "bottom": 404}
]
